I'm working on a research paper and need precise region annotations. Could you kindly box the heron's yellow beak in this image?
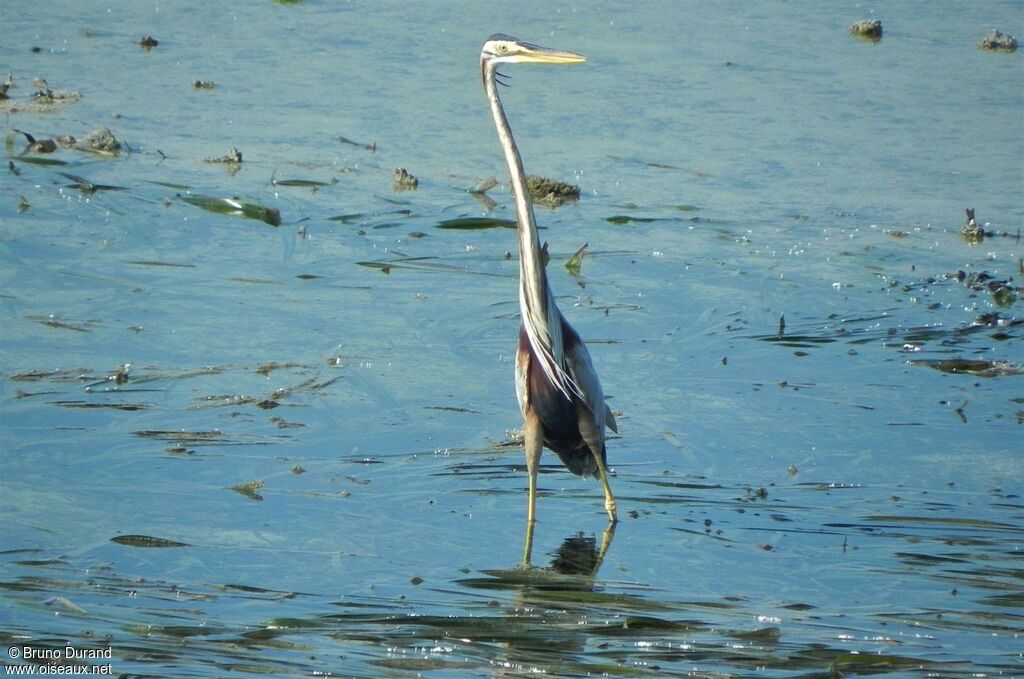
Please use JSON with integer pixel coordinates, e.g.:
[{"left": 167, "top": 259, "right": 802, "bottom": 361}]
[{"left": 512, "top": 42, "right": 586, "bottom": 65}]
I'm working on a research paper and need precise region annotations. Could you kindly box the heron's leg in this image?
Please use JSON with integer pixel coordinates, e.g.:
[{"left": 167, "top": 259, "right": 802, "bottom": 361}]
[
  {"left": 522, "top": 409, "right": 543, "bottom": 566},
  {"left": 522, "top": 515, "right": 536, "bottom": 567},
  {"left": 594, "top": 457, "right": 617, "bottom": 523},
  {"left": 577, "top": 409, "right": 617, "bottom": 523},
  {"left": 597, "top": 520, "right": 617, "bottom": 567}
]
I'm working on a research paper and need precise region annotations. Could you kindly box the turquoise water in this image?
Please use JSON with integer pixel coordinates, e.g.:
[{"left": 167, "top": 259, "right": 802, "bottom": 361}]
[{"left": 2, "top": 2, "right": 1022, "bottom": 676}]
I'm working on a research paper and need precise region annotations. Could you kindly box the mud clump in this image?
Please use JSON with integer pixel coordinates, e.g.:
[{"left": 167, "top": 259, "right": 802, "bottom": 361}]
[{"left": 527, "top": 174, "right": 581, "bottom": 208}]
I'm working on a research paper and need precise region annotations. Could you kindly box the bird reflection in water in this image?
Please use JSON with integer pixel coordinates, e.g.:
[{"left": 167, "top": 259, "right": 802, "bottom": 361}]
[
  {"left": 523, "top": 521, "right": 616, "bottom": 574},
  {"left": 545, "top": 526, "right": 616, "bottom": 577},
  {"left": 473, "top": 527, "right": 618, "bottom": 676}
]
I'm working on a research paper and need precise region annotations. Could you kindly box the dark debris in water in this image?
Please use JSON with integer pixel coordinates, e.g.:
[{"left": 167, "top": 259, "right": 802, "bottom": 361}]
[
  {"left": 952, "top": 269, "right": 1020, "bottom": 307},
  {"left": 51, "top": 400, "right": 150, "bottom": 411},
  {"left": 337, "top": 134, "right": 376, "bottom": 152},
  {"left": 134, "top": 429, "right": 233, "bottom": 443},
  {"left": 436, "top": 216, "right": 515, "bottom": 230},
  {"left": 270, "top": 169, "right": 337, "bottom": 192},
  {"left": 25, "top": 315, "right": 98, "bottom": 332},
  {"left": 111, "top": 534, "right": 188, "bottom": 548},
  {"left": 193, "top": 374, "right": 340, "bottom": 411},
  {"left": 356, "top": 256, "right": 502, "bottom": 277},
  {"left": 908, "top": 358, "right": 1022, "bottom": 377},
  {"left": 752, "top": 292, "right": 1021, "bottom": 366}
]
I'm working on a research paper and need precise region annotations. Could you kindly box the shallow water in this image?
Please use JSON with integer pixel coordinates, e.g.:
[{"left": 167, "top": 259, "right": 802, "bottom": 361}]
[{"left": 1, "top": 1, "right": 1022, "bottom": 677}]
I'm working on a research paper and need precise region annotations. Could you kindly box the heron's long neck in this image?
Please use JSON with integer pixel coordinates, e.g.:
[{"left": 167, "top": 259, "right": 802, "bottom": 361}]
[
  {"left": 484, "top": 62, "right": 580, "bottom": 400},
  {"left": 483, "top": 67, "right": 552, "bottom": 327}
]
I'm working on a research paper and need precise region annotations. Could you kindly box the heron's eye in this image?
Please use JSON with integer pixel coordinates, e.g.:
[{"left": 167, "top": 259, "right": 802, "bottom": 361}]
[{"left": 499, "top": 43, "right": 509, "bottom": 53}]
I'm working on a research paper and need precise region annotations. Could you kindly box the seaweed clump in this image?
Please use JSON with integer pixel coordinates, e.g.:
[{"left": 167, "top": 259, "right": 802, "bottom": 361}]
[
  {"left": 979, "top": 30, "right": 1017, "bottom": 52},
  {"left": 527, "top": 174, "right": 580, "bottom": 208},
  {"left": 0, "top": 74, "right": 80, "bottom": 114},
  {"left": 393, "top": 168, "right": 418, "bottom": 191},
  {"left": 850, "top": 19, "right": 883, "bottom": 41},
  {"left": 76, "top": 126, "right": 121, "bottom": 155},
  {"left": 952, "top": 269, "right": 1021, "bottom": 307}
]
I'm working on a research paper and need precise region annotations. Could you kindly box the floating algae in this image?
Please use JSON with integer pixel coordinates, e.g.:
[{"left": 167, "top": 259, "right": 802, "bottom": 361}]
[
  {"left": 178, "top": 193, "right": 281, "bottom": 226},
  {"left": 907, "top": 358, "right": 1021, "bottom": 377},
  {"left": 111, "top": 534, "right": 189, "bottom": 548},
  {"left": 436, "top": 217, "right": 515, "bottom": 230}
]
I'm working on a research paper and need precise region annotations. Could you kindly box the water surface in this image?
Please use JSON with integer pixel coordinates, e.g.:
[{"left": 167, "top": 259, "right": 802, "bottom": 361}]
[{"left": 1, "top": 1, "right": 1022, "bottom": 676}]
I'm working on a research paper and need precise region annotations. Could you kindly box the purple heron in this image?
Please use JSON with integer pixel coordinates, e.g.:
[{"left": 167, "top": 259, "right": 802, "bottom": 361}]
[{"left": 480, "top": 35, "right": 618, "bottom": 536}]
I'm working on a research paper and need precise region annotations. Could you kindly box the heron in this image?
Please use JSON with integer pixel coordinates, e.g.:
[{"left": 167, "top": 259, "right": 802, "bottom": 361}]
[{"left": 479, "top": 35, "right": 618, "bottom": 550}]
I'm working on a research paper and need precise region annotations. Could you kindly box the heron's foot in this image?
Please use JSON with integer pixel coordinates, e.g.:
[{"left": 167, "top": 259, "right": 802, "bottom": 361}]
[{"left": 604, "top": 497, "right": 618, "bottom": 523}]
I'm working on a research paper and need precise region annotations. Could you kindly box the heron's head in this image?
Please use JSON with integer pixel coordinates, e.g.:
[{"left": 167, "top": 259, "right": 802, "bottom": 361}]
[{"left": 480, "top": 34, "right": 586, "bottom": 72}]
